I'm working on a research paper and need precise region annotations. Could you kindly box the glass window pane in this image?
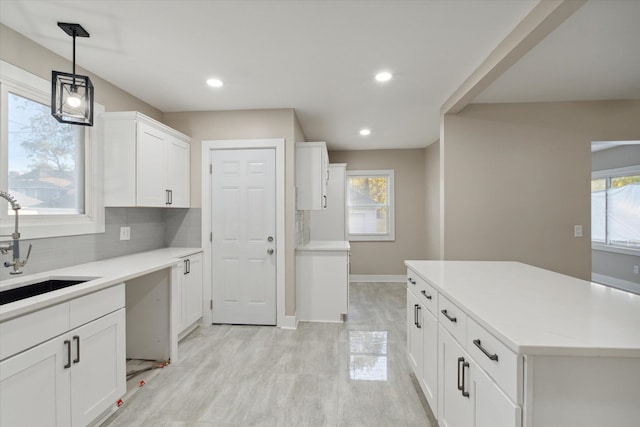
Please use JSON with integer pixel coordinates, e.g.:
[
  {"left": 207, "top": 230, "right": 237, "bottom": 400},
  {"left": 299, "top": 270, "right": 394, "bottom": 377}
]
[
  {"left": 7, "top": 92, "right": 84, "bottom": 215},
  {"left": 348, "top": 174, "right": 390, "bottom": 235},
  {"left": 607, "top": 176, "right": 640, "bottom": 247},
  {"left": 591, "top": 179, "right": 606, "bottom": 242}
]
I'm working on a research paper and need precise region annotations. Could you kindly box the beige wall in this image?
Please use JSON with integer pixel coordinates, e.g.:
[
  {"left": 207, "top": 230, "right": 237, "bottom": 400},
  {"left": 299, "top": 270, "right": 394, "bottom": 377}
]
[
  {"left": 424, "top": 141, "right": 441, "bottom": 259},
  {"left": 441, "top": 100, "right": 640, "bottom": 281},
  {"left": 0, "top": 24, "right": 162, "bottom": 120},
  {"left": 163, "top": 109, "right": 300, "bottom": 315},
  {"left": 329, "top": 149, "right": 427, "bottom": 275}
]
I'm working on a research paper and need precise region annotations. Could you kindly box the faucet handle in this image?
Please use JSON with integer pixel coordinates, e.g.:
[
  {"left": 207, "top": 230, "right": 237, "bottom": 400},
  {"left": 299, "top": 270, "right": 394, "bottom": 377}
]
[{"left": 23, "top": 243, "right": 32, "bottom": 266}]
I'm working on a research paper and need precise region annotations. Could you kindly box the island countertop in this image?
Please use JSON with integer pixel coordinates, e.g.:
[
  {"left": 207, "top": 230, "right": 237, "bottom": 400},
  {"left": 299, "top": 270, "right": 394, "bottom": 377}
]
[
  {"left": 405, "top": 260, "right": 640, "bottom": 357},
  {"left": 0, "top": 247, "right": 202, "bottom": 322}
]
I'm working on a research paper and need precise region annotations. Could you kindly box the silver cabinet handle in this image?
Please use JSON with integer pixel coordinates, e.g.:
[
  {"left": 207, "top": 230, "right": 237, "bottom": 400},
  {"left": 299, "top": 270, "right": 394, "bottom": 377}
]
[{"left": 267, "top": 248, "right": 274, "bottom": 255}]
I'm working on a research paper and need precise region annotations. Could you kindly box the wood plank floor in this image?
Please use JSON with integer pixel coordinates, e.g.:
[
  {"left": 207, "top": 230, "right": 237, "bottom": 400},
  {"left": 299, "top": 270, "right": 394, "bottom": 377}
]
[{"left": 102, "top": 282, "right": 435, "bottom": 426}]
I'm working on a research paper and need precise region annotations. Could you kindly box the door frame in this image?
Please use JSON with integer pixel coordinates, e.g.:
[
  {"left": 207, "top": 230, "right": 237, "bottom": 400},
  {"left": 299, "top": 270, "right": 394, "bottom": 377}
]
[{"left": 201, "top": 139, "right": 286, "bottom": 327}]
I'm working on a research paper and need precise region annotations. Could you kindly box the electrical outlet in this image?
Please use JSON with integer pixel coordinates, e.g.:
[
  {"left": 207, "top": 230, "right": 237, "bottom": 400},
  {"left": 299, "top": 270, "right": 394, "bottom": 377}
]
[
  {"left": 634, "top": 265, "right": 639, "bottom": 275},
  {"left": 120, "top": 226, "right": 131, "bottom": 241},
  {"left": 574, "top": 225, "right": 583, "bottom": 238}
]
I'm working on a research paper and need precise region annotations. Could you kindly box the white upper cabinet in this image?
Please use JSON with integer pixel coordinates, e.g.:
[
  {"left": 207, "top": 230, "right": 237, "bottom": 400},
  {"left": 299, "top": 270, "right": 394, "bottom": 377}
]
[
  {"left": 102, "top": 111, "right": 191, "bottom": 208},
  {"left": 295, "top": 142, "right": 329, "bottom": 210}
]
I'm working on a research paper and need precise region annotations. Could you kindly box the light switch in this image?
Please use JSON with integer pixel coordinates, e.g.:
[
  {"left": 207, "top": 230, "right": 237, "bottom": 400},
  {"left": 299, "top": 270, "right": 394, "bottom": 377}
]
[
  {"left": 120, "top": 226, "right": 131, "bottom": 241},
  {"left": 574, "top": 225, "right": 582, "bottom": 238}
]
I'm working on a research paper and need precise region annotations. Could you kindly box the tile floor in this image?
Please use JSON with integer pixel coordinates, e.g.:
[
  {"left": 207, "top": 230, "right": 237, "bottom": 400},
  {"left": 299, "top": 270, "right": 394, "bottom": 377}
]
[{"left": 102, "top": 282, "right": 436, "bottom": 426}]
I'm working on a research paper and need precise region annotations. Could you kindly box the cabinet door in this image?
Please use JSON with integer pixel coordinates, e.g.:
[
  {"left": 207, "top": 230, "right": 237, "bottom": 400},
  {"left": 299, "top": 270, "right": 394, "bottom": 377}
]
[
  {"left": 167, "top": 136, "right": 190, "bottom": 208},
  {"left": 136, "top": 122, "right": 167, "bottom": 206},
  {"left": 407, "top": 290, "right": 423, "bottom": 379},
  {"left": 70, "top": 309, "right": 126, "bottom": 427},
  {"left": 472, "top": 362, "right": 521, "bottom": 427},
  {"left": 438, "top": 326, "right": 473, "bottom": 427},
  {"left": 184, "top": 253, "right": 203, "bottom": 327},
  {"left": 0, "top": 335, "right": 71, "bottom": 427},
  {"left": 421, "top": 308, "right": 438, "bottom": 416}
]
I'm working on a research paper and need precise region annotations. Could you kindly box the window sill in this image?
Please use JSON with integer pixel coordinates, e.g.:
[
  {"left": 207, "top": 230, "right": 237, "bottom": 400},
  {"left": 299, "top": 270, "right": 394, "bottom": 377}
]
[{"left": 592, "top": 243, "right": 640, "bottom": 256}]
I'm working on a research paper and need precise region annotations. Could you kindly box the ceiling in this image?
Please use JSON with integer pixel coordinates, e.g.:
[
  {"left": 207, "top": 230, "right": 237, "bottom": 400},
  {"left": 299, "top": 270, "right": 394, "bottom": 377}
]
[{"left": 1, "top": 1, "right": 638, "bottom": 151}]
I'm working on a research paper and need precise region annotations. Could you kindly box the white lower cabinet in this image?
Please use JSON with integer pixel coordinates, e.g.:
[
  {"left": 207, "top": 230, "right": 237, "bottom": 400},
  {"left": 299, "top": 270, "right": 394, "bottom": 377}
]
[
  {"left": 420, "top": 305, "right": 438, "bottom": 414},
  {"left": 438, "top": 326, "right": 520, "bottom": 427},
  {"left": 0, "top": 286, "right": 126, "bottom": 427},
  {"left": 177, "top": 253, "right": 203, "bottom": 335}
]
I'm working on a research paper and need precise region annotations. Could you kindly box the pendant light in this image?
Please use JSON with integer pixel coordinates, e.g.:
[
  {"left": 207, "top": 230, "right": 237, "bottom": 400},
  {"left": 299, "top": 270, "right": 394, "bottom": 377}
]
[{"left": 51, "top": 22, "right": 94, "bottom": 126}]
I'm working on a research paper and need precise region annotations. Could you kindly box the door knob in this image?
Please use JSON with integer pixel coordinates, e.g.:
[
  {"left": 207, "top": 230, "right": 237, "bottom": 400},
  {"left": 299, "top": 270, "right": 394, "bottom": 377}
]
[{"left": 267, "top": 248, "right": 274, "bottom": 255}]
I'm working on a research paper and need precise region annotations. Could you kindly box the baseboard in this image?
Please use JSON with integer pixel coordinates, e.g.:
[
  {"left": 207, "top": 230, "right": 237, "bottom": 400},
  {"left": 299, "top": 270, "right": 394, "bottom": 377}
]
[
  {"left": 592, "top": 273, "right": 640, "bottom": 295},
  {"left": 280, "top": 314, "right": 298, "bottom": 330},
  {"left": 349, "top": 274, "right": 406, "bottom": 283}
]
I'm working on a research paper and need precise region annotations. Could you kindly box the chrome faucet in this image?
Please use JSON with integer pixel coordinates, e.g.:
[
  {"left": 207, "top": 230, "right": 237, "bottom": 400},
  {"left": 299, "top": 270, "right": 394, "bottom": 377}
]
[{"left": 1, "top": 190, "right": 32, "bottom": 274}]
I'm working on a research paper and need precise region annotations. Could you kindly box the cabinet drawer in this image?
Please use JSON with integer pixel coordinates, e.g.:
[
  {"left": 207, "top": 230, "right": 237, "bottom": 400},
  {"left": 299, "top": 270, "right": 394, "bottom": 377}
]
[
  {"left": 416, "top": 276, "right": 438, "bottom": 316},
  {"left": 407, "top": 269, "right": 420, "bottom": 293},
  {"left": 70, "top": 284, "right": 125, "bottom": 330},
  {"left": 438, "top": 294, "right": 467, "bottom": 345},
  {"left": 467, "top": 318, "right": 522, "bottom": 404},
  {"left": 0, "top": 302, "right": 69, "bottom": 360}
]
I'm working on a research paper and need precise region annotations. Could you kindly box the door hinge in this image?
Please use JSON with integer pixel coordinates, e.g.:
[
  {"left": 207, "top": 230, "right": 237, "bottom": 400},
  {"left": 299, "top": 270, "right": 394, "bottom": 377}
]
[
  {"left": 209, "top": 163, "right": 212, "bottom": 174},
  {"left": 210, "top": 299, "right": 213, "bottom": 310}
]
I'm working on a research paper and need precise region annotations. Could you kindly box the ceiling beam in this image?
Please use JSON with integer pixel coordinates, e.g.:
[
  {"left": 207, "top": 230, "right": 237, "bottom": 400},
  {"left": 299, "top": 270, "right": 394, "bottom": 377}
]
[{"left": 441, "top": 0, "right": 586, "bottom": 115}]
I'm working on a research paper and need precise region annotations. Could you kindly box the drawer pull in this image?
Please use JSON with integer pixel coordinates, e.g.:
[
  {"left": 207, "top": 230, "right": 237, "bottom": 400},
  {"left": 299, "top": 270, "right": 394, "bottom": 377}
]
[
  {"left": 441, "top": 309, "right": 457, "bottom": 323},
  {"left": 408, "top": 277, "right": 416, "bottom": 285},
  {"left": 420, "top": 290, "right": 432, "bottom": 300},
  {"left": 473, "top": 339, "right": 499, "bottom": 361}
]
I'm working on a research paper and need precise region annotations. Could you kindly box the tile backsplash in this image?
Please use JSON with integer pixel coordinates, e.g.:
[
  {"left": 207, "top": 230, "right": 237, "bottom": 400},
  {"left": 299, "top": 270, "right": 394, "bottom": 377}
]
[{"left": 0, "top": 207, "right": 202, "bottom": 280}]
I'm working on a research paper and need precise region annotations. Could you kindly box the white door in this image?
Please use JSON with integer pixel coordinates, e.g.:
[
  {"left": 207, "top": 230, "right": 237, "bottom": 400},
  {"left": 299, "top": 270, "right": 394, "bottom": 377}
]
[{"left": 211, "top": 148, "right": 276, "bottom": 325}]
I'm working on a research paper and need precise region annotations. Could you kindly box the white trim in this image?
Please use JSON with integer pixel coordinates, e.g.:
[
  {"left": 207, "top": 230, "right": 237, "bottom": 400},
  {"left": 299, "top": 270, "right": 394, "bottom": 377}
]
[
  {"left": 349, "top": 274, "right": 406, "bottom": 283},
  {"left": 592, "top": 243, "right": 640, "bottom": 256},
  {"left": 346, "top": 169, "right": 395, "bottom": 241},
  {"left": 201, "top": 139, "right": 286, "bottom": 328},
  {"left": 280, "top": 315, "right": 298, "bottom": 330},
  {"left": 0, "top": 60, "right": 105, "bottom": 240},
  {"left": 591, "top": 273, "right": 640, "bottom": 295},
  {"left": 592, "top": 165, "right": 640, "bottom": 179}
]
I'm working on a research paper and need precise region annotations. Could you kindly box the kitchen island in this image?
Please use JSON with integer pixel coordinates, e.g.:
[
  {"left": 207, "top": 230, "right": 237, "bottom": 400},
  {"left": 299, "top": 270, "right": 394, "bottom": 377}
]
[{"left": 405, "top": 260, "right": 640, "bottom": 427}]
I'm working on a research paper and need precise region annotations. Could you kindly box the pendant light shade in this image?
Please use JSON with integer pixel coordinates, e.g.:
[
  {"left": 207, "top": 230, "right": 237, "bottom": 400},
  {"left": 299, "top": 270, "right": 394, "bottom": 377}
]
[{"left": 51, "top": 22, "right": 94, "bottom": 126}]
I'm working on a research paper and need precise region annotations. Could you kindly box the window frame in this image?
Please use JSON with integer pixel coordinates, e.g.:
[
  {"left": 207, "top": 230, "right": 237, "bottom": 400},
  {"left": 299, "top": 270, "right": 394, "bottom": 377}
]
[
  {"left": 591, "top": 165, "right": 640, "bottom": 255},
  {"left": 0, "top": 60, "right": 104, "bottom": 240},
  {"left": 346, "top": 169, "right": 395, "bottom": 242}
]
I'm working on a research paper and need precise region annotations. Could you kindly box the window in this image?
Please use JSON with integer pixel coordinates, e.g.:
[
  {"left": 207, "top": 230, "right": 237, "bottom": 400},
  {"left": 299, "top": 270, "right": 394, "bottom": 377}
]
[
  {"left": 591, "top": 166, "right": 640, "bottom": 251},
  {"left": 1, "top": 60, "right": 104, "bottom": 239},
  {"left": 346, "top": 170, "right": 394, "bottom": 241}
]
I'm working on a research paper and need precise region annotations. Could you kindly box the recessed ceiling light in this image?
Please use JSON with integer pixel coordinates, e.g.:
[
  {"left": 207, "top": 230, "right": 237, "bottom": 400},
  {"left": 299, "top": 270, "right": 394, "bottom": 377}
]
[
  {"left": 375, "top": 71, "right": 392, "bottom": 82},
  {"left": 206, "top": 78, "right": 223, "bottom": 88},
  {"left": 360, "top": 128, "right": 371, "bottom": 136}
]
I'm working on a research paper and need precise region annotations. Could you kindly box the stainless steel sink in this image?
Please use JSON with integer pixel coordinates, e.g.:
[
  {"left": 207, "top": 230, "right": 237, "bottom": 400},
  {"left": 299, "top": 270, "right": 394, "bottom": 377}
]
[{"left": 0, "top": 277, "right": 98, "bottom": 305}]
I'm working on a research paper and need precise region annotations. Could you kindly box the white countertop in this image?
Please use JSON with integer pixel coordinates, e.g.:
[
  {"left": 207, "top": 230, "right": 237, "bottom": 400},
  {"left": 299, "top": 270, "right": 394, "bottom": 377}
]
[
  {"left": 405, "top": 260, "right": 640, "bottom": 357},
  {"left": 296, "top": 240, "right": 350, "bottom": 251},
  {"left": 1, "top": 247, "right": 202, "bottom": 322}
]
